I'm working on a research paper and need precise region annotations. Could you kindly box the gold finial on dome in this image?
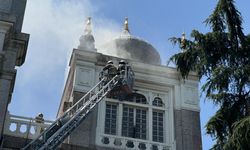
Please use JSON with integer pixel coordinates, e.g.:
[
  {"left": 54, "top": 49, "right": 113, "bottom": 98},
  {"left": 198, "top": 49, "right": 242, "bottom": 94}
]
[
  {"left": 181, "top": 32, "right": 186, "bottom": 50},
  {"left": 124, "top": 17, "right": 130, "bottom": 33},
  {"left": 84, "top": 17, "right": 92, "bottom": 35}
]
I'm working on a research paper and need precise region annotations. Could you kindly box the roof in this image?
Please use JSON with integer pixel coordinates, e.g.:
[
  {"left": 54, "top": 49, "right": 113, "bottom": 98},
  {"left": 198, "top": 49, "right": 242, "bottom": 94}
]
[{"left": 100, "top": 35, "right": 161, "bottom": 65}]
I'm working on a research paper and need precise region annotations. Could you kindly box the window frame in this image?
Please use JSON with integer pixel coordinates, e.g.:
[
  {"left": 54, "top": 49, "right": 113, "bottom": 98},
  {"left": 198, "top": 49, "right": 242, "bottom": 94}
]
[
  {"left": 103, "top": 90, "right": 168, "bottom": 144},
  {"left": 104, "top": 102, "right": 118, "bottom": 135},
  {"left": 121, "top": 104, "right": 148, "bottom": 140},
  {"left": 152, "top": 109, "right": 165, "bottom": 143}
]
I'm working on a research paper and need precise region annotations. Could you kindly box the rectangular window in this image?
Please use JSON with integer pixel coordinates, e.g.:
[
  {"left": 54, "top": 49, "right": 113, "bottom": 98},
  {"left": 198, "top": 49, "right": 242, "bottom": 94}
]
[
  {"left": 135, "top": 109, "right": 147, "bottom": 139},
  {"left": 152, "top": 111, "right": 164, "bottom": 143},
  {"left": 122, "top": 106, "right": 134, "bottom": 137},
  {"left": 122, "top": 105, "right": 147, "bottom": 140},
  {"left": 104, "top": 103, "right": 117, "bottom": 135}
]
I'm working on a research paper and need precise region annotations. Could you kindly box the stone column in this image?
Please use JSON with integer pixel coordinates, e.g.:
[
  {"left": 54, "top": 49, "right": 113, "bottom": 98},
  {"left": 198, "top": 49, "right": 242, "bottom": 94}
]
[
  {"left": 174, "top": 81, "right": 202, "bottom": 150},
  {"left": 148, "top": 92, "right": 153, "bottom": 141},
  {"left": 117, "top": 103, "right": 123, "bottom": 136},
  {"left": 148, "top": 108, "right": 153, "bottom": 141},
  {"left": 0, "top": 21, "right": 12, "bottom": 140},
  {"left": 0, "top": 78, "right": 12, "bottom": 139}
]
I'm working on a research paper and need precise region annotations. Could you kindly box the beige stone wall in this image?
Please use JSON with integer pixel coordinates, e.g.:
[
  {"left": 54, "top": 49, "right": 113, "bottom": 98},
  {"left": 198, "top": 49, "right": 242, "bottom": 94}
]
[
  {"left": 57, "top": 49, "right": 201, "bottom": 150},
  {"left": 174, "top": 109, "right": 202, "bottom": 150}
]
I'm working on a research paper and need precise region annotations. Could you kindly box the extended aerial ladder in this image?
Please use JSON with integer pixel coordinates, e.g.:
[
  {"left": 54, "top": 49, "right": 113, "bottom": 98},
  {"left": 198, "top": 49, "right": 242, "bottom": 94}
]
[{"left": 22, "top": 64, "right": 134, "bottom": 150}]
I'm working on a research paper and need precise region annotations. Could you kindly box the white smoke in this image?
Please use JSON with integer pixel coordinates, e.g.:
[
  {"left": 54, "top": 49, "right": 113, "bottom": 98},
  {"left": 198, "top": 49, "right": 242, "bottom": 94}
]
[
  {"left": 97, "top": 37, "right": 133, "bottom": 60},
  {"left": 94, "top": 19, "right": 121, "bottom": 48},
  {"left": 9, "top": 0, "right": 121, "bottom": 119}
]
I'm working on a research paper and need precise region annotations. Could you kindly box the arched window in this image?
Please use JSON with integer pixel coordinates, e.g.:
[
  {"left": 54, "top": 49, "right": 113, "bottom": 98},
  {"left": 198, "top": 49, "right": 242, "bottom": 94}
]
[
  {"left": 152, "top": 97, "right": 164, "bottom": 143},
  {"left": 125, "top": 93, "right": 147, "bottom": 104},
  {"left": 152, "top": 97, "right": 164, "bottom": 107}
]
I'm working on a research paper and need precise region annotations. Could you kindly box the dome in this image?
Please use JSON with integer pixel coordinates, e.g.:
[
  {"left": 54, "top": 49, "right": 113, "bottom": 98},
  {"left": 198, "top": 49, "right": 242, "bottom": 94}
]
[
  {"left": 101, "top": 35, "right": 161, "bottom": 65},
  {"left": 99, "top": 17, "right": 161, "bottom": 65}
]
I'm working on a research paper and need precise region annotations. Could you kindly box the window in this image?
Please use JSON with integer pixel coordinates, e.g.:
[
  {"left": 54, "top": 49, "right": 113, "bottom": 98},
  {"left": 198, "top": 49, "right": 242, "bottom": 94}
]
[
  {"left": 152, "top": 111, "right": 164, "bottom": 143},
  {"left": 103, "top": 92, "right": 167, "bottom": 143},
  {"left": 122, "top": 106, "right": 134, "bottom": 137},
  {"left": 122, "top": 105, "right": 147, "bottom": 140},
  {"left": 152, "top": 97, "right": 164, "bottom": 142},
  {"left": 135, "top": 109, "right": 147, "bottom": 139},
  {"left": 153, "top": 97, "right": 164, "bottom": 107},
  {"left": 125, "top": 93, "right": 147, "bottom": 104},
  {"left": 104, "top": 103, "right": 117, "bottom": 135}
]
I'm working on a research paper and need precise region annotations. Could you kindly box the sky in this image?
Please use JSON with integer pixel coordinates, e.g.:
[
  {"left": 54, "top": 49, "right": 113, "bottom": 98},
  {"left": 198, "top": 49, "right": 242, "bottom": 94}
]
[{"left": 8, "top": 0, "right": 250, "bottom": 149}]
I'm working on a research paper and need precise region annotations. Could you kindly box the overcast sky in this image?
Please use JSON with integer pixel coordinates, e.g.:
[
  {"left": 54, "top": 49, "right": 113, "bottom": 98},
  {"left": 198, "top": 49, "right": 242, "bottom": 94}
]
[{"left": 9, "top": 0, "right": 250, "bottom": 149}]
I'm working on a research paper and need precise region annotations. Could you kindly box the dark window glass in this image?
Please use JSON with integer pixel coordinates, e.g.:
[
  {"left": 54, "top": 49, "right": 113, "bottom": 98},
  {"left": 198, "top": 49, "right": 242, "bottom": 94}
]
[
  {"left": 104, "top": 103, "right": 117, "bottom": 135},
  {"left": 125, "top": 93, "right": 147, "bottom": 104},
  {"left": 122, "top": 106, "right": 134, "bottom": 137},
  {"left": 135, "top": 108, "right": 147, "bottom": 139},
  {"left": 152, "top": 111, "right": 164, "bottom": 143},
  {"left": 122, "top": 105, "right": 147, "bottom": 140},
  {"left": 152, "top": 97, "right": 164, "bottom": 107}
]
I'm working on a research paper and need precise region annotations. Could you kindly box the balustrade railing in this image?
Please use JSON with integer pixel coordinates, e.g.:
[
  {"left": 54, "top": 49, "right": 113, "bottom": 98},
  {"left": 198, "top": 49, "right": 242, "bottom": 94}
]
[
  {"left": 3, "top": 113, "right": 53, "bottom": 139},
  {"left": 4, "top": 114, "right": 173, "bottom": 150},
  {"left": 98, "top": 134, "right": 171, "bottom": 150}
]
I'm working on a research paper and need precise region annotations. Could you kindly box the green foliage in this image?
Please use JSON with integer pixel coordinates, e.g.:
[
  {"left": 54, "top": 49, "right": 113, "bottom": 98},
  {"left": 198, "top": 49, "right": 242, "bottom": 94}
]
[
  {"left": 224, "top": 116, "right": 250, "bottom": 150},
  {"left": 169, "top": 0, "right": 250, "bottom": 149}
]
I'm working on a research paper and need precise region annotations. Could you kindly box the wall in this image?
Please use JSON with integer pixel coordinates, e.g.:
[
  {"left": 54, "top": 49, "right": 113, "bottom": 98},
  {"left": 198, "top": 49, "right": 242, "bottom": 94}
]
[
  {"left": 58, "top": 49, "right": 202, "bottom": 150},
  {"left": 0, "top": 0, "right": 29, "bottom": 142}
]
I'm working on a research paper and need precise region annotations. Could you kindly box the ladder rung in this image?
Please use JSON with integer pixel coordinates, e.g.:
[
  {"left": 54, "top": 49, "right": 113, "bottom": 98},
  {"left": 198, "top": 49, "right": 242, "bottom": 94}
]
[{"left": 23, "top": 75, "right": 121, "bottom": 150}]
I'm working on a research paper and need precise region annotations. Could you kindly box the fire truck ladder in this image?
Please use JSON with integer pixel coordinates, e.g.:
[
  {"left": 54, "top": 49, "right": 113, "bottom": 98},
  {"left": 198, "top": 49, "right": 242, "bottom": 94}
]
[{"left": 22, "top": 75, "right": 121, "bottom": 150}]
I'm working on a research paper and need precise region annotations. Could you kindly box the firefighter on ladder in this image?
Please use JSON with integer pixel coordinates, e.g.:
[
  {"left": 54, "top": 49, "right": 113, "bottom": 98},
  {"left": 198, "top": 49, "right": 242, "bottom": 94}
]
[
  {"left": 118, "top": 60, "right": 126, "bottom": 75},
  {"left": 118, "top": 60, "right": 127, "bottom": 84},
  {"left": 100, "top": 60, "right": 117, "bottom": 83}
]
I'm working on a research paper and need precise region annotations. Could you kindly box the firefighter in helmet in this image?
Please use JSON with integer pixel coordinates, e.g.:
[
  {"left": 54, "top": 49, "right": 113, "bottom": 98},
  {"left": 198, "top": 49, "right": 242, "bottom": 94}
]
[
  {"left": 118, "top": 60, "right": 126, "bottom": 76},
  {"left": 35, "top": 113, "right": 44, "bottom": 124},
  {"left": 35, "top": 113, "right": 45, "bottom": 133},
  {"left": 103, "top": 60, "right": 117, "bottom": 81}
]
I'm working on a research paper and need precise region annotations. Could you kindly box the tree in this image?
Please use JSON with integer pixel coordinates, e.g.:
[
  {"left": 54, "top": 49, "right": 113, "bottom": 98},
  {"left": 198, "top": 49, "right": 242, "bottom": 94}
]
[{"left": 169, "top": 0, "right": 250, "bottom": 149}]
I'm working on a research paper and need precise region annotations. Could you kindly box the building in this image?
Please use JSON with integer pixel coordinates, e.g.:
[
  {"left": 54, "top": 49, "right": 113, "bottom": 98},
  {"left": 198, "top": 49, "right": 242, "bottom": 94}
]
[
  {"left": 0, "top": 0, "right": 29, "bottom": 144},
  {"left": 0, "top": 1, "right": 202, "bottom": 149},
  {"left": 57, "top": 18, "right": 202, "bottom": 150}
]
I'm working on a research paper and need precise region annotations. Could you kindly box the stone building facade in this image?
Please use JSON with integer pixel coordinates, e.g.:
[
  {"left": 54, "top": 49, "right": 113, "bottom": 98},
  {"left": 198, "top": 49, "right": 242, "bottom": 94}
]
[
  {"left": 0, "top": 1, "right": 202, "bottom": 149},
  {"left": 57, "top": 18, "right": 202, "bottom": 150},
  {"left": 0, "top": 0, "right": 29, "bottom": 143}
]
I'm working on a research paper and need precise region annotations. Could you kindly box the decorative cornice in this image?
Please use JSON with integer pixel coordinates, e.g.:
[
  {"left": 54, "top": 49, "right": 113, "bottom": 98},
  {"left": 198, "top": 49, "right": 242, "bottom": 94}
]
[
  {"left": 0, "top": 20, "right": 13, "bottom": 33},
  {"left": 7, "top": 32, "right": 29, "bottom": 66}
]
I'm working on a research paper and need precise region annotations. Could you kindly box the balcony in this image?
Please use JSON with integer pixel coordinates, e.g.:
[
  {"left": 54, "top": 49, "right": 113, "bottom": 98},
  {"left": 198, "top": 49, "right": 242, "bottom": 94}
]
[
  {"left": 3, "top": 113, "right": 53, "bottom": 139},
  {"left": 3, "top": 113, "right": 174, "bottom": 150}
]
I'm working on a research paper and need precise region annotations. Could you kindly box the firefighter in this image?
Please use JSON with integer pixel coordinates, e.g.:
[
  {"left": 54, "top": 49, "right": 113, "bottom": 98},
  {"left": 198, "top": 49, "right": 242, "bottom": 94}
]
[
  {"left": 35, "top": 113, "right": 45, "bottom": 133},
  {"left": 118, "top": 60, "right": 126, "bottom": 76},
  {"left": 103, "top": 60, "right": 117, "bottom": 81},
  {"left": 127, "top": 64, "right": 134, "bottom": 90},
  {"left": 35, "top": 113, "right": 44, "bottom": 124}
]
